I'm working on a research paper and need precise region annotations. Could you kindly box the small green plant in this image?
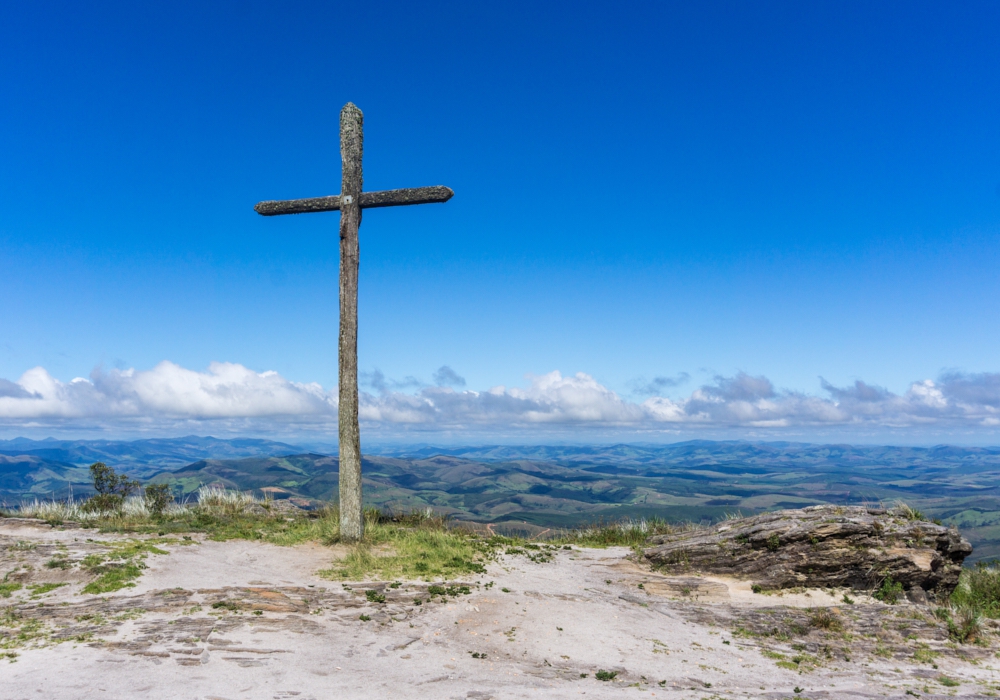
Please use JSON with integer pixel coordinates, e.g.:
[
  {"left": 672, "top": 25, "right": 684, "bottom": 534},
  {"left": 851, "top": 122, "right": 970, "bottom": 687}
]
[
  {"left": 842, "top": 593, "right": 855, "bottom": 604},
  {"left": 874, "top": 576, "right": 904, "bottom": 605},
  {"left": 938, "top": 676, "right": 959, "bottom": 687},
  {"left": 359, "top": 614, "right": 371, "bottom": 621},
  {"left": 766, "top": 534, "right": 781, "bottom": 551},
  {"left": 211, "top": 600, "right": 239, "bottom": 611},
  {"left": 501, "top": 587, "right": 511, "bottom": 593},
  {"left": 45, "top": 557, "right": 72, "bottom": 570},
  {"left": 365, "top": 589, "right": 386, "bottom": 603},
  {"left": 751, "top": 583, "right": 763, "bottom": 594},
  {"left": 469, "top": 651, "right": 487, "bottom": 659},
  {"left": 144, "top": 484, "right": 173, "bottom": 517},
  {"left": 595, "top": 670, "right": 617, "bottom": 681},
  {"left": 794, "top": 687, "right": 804, "bottom": 695},
  {"left": 427, "top": 585, "right": 446, "bottom": 596}
]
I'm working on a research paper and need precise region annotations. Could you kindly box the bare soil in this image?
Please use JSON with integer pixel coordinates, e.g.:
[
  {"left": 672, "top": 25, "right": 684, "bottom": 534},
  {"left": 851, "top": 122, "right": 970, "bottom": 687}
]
[{"left": 2, "top": 519, "right": 999, "bottom": 699}]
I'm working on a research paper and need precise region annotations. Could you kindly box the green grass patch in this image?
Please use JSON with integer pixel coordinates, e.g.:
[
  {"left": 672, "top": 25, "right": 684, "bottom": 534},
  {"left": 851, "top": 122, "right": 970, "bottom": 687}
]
[
  {"left": 320, "top": 525, "right": 502, "bottom": 581},
  {"left": 913, "top": 644, "right": 938, "bottom": 664},
  {"left": 27, "top": 583, "right": 66, "bottom": 598},
  {"left": 0, "top": 581, "right": 23, "bottom": 598},
  {"left": 81, "top": 539, "right": 171, "bottom": 594},
  {"left": 0, "top": 609, "right": 49, "bottom": 651}
]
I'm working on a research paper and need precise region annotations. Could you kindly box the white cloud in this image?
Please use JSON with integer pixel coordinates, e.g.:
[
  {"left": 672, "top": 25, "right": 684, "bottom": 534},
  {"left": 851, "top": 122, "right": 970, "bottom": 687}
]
[
  {"left": 2, "top": 362, "right": 1000, "bottom": 438},
  {"left": 0, "top": 362, "right": 332, "bottom": 423}
]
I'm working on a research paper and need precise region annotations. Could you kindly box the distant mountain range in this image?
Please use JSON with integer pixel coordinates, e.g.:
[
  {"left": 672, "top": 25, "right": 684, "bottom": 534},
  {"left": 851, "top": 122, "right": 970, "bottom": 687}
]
[
  {"left": 4, "top": 437, "right": 1000, "bottom": 561},
  {"left": 0, "top": 436, "right": 305, "bottom": 503}
]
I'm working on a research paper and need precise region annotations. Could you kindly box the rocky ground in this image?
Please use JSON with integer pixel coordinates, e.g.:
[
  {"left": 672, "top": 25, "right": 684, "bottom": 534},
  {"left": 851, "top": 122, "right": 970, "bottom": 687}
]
[{"left": 3, "top": 518, "right": 1000, "bottom": 699}]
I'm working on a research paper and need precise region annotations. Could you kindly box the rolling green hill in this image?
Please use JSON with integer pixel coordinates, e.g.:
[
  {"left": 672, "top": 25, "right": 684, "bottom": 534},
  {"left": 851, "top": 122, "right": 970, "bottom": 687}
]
[
  {"left": 5, "top": 438, "right": 1000, "bottom": 561},
  {"left": 0, "top": 437, "right": 304, "bottom": 504}
]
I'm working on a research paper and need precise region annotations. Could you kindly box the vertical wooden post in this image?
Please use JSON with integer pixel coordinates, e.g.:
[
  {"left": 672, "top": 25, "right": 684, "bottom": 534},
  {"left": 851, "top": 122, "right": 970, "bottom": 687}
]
[{"left": 338, "top": 103, "right": 364, "bottom": 542}]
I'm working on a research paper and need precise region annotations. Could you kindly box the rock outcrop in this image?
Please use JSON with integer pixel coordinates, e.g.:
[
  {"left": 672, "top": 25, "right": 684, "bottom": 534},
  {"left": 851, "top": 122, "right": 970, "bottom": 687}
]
[{"left": 643, "top": 505, "right": 972, "bottom": 601}]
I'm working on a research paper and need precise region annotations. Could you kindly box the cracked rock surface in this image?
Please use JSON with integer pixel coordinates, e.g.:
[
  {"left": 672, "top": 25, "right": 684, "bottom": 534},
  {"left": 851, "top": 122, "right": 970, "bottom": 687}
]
[{"left": 644, "top": 505, "right": 972, "bottom": 600}]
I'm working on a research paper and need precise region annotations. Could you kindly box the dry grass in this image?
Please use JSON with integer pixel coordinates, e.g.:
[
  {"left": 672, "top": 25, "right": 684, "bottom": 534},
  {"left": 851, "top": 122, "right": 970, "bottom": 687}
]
[{"left": 552, "top": 517, "right": 682, "bottom": 548}]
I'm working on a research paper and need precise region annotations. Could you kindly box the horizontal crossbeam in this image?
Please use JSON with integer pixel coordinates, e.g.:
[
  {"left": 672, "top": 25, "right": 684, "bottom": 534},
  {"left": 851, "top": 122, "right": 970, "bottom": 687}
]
[{"left": 254, "top": 185, "right": 453, "bottom": 216}]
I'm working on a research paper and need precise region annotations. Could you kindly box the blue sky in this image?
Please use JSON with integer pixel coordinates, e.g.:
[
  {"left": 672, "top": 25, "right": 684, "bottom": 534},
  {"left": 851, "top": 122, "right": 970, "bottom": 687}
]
[{"left": 2, "top": 1, "right": 999, "bottom": 443}]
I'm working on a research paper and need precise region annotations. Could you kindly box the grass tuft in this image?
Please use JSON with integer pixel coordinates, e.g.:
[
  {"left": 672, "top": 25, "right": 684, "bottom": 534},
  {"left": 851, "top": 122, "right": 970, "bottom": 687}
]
[
  {"left": 952, "top": 560, "right": 1000, "bottom": 618},
  {"left": 809, "top": 609, "right": 843, "bottom": 631},
  {"left": 893, "top": 501, "right": 927, "bottom": 522},
  {"left": 553, "top": 517, "right": 676, "bottom": 548}
]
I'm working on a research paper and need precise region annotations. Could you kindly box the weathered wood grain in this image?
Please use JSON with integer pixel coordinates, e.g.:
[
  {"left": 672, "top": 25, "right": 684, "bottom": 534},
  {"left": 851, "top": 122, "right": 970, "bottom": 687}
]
[
  {"left": 254, "top": 195, "right": 343, "bottom": 216},
  {"left": 338, "top": 102, "right": 364, "bottom": 543},
  {"left": 359, "top": 185, "right": 453, "bottom": 209},
  {"left": 252, "top": 101, "right": 453, "bottom": 544},
  {"left": 254, "top": 186, "right": 453, "bottom": 216}
]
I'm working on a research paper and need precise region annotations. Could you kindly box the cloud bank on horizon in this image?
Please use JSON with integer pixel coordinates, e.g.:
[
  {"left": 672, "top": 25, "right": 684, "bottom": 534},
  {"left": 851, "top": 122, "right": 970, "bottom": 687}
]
[{"left": 1, "top": 361, "right": 998, "bottom": 440}]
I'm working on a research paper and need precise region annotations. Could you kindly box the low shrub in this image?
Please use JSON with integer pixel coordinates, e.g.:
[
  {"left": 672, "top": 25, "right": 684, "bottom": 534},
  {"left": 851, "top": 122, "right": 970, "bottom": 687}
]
[
  {"left": 873, "top": 576, "right": 904, "bottom": 605},
  {"left": 144, "top": 484, "right": 173, "bottom": 517},
  {"left": 83, "top": 462, "right": 140, "bottom": 514},
  {"left": 952, "top": 560, "right": 1000, "bottom": 618}
]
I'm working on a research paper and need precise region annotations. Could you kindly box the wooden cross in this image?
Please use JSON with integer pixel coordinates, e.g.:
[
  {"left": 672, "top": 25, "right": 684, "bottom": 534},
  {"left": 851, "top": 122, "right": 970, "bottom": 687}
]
[{"left": 254, "top": 102, "right": 453, "bottom": 542}]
